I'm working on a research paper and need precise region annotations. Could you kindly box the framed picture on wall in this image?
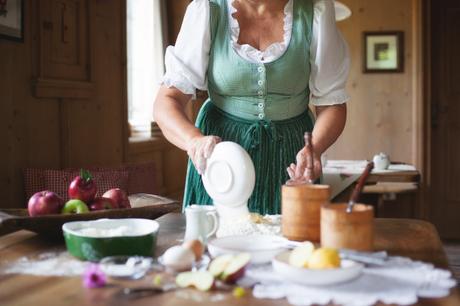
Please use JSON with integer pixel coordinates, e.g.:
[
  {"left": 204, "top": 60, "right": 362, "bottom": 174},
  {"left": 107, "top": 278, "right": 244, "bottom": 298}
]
[
  {"left": 363, "top": 31, "right": 404, "bottom": 73},
  {"left": 0, "top": 0, "right": 24, "bottom": 42}
]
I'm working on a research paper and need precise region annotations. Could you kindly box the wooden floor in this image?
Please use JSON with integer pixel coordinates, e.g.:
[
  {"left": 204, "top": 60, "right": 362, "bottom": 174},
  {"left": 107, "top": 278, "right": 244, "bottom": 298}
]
[{"left": 443, "top": 241, "right": 460, "bottom": 286}]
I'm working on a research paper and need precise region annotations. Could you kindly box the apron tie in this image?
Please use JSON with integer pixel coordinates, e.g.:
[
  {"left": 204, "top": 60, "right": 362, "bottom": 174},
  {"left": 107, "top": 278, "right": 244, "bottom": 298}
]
[{"left": 243, "top": 120, "right": 278, "bottom": 149}]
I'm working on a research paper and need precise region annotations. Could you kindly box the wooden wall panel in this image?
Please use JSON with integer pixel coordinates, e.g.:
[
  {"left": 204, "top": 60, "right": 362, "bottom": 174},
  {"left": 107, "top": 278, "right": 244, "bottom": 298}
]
[
  {"left": 0, "top": 2, "right": 62, "bottom": 208},
  {"left": 0, "top": 0, "right": 127, "bottom": 208},
  {"left": 62, "top": 0, "right": 125, "bottom": 168},
  {"left": 327, "top": 0, "right": 421, "bottom": 165},
  {"left": 166, "top": 0, "right": 190, "bottom": 44},
  {"left": 39, "top": 0, "right": 90, "bottom": 80}
]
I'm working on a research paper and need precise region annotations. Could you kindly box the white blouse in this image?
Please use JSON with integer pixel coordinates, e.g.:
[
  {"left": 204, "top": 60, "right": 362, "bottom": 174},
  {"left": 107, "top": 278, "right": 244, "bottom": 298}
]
[{"left": 162, "top": 0, "right": 350, "bottom": 106}]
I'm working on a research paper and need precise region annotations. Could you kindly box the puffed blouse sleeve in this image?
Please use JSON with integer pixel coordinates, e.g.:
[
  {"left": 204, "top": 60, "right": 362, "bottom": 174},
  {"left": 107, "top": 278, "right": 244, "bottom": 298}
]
[
  {"left": 161, "top": 0, "right": 211, "bottom": 99},
  {"left": 310, "top": 0, "right": 351, "bottom": 106}
]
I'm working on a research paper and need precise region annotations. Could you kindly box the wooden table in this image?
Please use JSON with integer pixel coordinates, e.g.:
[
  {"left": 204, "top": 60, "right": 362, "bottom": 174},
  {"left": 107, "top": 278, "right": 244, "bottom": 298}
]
[
  {"left": 0, "top": 213, "right": 458, "bottom": 306},
  {"left": 333, "top": 169, "right": 421, "bottom": 211}
]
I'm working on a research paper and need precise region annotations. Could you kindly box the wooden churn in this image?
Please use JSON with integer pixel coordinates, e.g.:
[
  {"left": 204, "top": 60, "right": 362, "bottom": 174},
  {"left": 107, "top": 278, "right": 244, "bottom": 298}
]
[
  {"left": 321, "top": 203, "right": 374, "bottom": 251},
  {"left": 281, "top": 184, "right": 330, "bottom": 242}
]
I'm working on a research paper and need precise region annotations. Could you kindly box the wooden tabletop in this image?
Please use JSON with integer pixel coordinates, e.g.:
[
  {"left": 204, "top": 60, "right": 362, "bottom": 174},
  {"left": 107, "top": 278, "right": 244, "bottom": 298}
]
[
  {"left": 363, "top": 182, "right": 419, "bottom": 194},
  {"left": 367, "top": 170, "right": 421, "bottom": 183},
  {"left": 0, "top": 213, "right": 458, "bottom": 306}
]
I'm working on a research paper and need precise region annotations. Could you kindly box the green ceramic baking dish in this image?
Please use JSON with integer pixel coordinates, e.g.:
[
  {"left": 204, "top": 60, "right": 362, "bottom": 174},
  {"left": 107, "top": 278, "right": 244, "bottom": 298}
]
[{"left": 62, "top": 218, "right": 160, "bottom": 261}]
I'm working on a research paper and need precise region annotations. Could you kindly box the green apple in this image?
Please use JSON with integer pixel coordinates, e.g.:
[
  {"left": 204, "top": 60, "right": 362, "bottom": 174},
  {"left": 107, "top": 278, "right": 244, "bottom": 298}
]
[
  {"left": 176, "top": 271, "right": 215, "bottom": 291},
  {"left": 62, "top": 199, "right": 89, "bottom": 214}
]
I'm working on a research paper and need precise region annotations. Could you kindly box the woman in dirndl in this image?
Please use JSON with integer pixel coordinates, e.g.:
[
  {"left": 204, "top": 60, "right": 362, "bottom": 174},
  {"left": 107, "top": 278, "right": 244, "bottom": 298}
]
[{"left": 154, "top": 0, "right": 350, "bottom": 215}]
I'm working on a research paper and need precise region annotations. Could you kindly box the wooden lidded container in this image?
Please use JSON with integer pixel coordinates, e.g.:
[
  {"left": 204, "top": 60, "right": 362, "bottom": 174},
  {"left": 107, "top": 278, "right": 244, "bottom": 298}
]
[
  {"left": 282, "top": 184, "right": 330, "bottom": 242},
  {"left": 321, "top": 203, "right": 374, "bottom": 251}
]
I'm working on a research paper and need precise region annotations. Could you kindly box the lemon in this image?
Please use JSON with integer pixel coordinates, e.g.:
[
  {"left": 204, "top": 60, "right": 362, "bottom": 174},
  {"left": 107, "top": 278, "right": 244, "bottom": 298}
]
[
  {"left": 288, "top": 241, "right": 315, "bottom": 268},
  {"left": 232, "top": 286, "right": 246, "bottom": 298},
  {"left": 307, "top": 248, "right": 341, "bottom": 269}
]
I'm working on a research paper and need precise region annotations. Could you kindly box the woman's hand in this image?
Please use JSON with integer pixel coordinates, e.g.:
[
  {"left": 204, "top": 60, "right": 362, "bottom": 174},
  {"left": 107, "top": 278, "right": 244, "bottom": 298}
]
[
  {"left": 287, "top": 148, "right": 322, "bottom": 182},
  {"left": 186, "top": 135, "right": 221, "bottom": 175},
  {"left": 286, "top": 104, "right": 347, "bottom": 183}
]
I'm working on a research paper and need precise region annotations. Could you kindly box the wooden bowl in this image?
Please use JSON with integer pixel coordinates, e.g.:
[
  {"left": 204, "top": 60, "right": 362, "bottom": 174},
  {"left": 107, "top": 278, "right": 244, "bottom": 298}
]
[{"left": 0, "top": 195, "right": 180, "bottom": 238}]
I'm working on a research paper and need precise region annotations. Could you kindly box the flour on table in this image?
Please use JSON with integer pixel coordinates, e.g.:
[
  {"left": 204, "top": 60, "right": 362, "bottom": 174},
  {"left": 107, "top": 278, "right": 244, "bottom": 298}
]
[
  {"left": 0, "top": 251, "right": 88, "bottom": 276},
  {"left": 216, "top": 213, "right": 281, "bottom": 237}
]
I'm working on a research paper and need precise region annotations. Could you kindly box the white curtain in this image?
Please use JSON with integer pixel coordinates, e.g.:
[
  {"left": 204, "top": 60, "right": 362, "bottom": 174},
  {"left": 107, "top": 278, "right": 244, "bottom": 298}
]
[{"left": 127, "top": 0, "right": 167, "bottom": 132}]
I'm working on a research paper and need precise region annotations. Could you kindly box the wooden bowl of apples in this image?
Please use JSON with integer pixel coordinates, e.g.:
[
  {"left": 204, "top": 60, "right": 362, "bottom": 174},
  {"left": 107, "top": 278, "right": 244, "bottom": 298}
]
[{"left": 0, "top": 170, "right": 180, "bottom": 238}]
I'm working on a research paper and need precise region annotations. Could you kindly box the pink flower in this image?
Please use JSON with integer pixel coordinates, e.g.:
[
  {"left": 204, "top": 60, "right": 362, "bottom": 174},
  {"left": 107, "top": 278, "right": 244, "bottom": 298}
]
[{"left": 82, "top": 264, "right": 106, "bottom": 288}]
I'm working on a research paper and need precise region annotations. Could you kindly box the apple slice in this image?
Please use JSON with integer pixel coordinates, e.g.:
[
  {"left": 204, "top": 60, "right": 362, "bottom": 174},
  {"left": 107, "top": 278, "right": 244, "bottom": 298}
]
[
  {"left": 176, "top": 271, "right": 215, "bottom": 291},
  {"left": 208, "top": 254, "right": 234, "bottom": 278},
  {"left": 288, "top": 241, "right": 315, "bottom": 268},
  {"left": 221, "top": 253, "right": 251, "bottom": 283}
]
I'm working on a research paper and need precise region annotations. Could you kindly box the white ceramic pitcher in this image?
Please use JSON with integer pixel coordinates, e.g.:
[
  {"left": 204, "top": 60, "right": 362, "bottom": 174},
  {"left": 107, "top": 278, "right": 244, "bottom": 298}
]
[{"left": 184, "top": 205, "right": 219, "bottom": 243}]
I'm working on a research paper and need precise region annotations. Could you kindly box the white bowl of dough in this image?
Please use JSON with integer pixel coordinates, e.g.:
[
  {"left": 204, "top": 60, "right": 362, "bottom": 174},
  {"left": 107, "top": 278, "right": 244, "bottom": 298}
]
[
  {"left": 208, "top": 235, "right": 286, "bottom": 264},
  {"left": 62, "top": 218, "right": 159, "bottom": 261}
]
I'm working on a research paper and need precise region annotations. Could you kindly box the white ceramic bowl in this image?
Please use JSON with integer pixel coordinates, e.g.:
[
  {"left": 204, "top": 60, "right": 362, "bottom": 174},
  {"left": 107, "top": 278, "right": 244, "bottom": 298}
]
[
  {"left": 208, "top": 235, "right": 286, "bottom": 264},
  {"left": 202, "top": 142, "right": 255, "bottom": 207},
  {"left": 272, "top": 251, "right": 363, "bottom": 286}
]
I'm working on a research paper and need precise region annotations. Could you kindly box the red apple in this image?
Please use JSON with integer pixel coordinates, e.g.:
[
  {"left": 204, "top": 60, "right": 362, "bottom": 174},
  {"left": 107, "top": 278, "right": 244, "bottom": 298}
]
[
  {"left": 89, "top": 197, "right": 116, "bottom": 211},
  {"left": 208, "top": 253, "right": 251, "bottom": 283},
  {"left": 102, "top": 188, "right": 131, "bottom": 209},
  {"left": 209, "top": 254, "right": 234, "bottom": 278},
  {"left": 68, "top": 169, "right": 97, "bottom": 203},
  {"left": 220, "top": 253, "right": 251, "bottom": 283},
  {"left": 28, "top": 191, "right": 65, "bottom": 217}
]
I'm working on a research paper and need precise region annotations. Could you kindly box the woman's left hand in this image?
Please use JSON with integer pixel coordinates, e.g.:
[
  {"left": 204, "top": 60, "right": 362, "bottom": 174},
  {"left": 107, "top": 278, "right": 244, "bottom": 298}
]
[{"left": 287, "top": 147, "right": 322, "bottom": 182}]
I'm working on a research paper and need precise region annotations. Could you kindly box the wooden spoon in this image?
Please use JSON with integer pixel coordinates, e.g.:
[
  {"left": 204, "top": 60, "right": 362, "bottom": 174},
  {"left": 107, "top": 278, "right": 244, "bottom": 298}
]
[
  {"left": 303, "top": 132, "right": 314, "bottom": 184},
  {"left": 346, "top": 161, "right": 374, "bottom": 213}
]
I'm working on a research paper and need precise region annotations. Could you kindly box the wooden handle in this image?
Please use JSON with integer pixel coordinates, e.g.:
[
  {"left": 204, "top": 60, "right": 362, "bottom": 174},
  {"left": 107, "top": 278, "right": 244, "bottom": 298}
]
[
  {"left": 349, "top": 162, "right": 375, "bottom": 204},
  {"left": 304, "top": 132, "right": 314, "bottom": 183}
]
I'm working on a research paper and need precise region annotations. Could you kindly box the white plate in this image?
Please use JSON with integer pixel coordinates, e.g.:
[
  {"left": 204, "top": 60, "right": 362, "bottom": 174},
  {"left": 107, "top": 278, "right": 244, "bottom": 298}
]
[
  {"left": 202, "top": 142, "right": 255, "bottom": 207},
  {"left": 208, "top": 235, "right": 286, "bottom": 264},
  {"left": 272, "top": 251, "right": 363, "bottom": 286},
  {"left": 335, "top": 1, "right": 352, "bottom": 21}
]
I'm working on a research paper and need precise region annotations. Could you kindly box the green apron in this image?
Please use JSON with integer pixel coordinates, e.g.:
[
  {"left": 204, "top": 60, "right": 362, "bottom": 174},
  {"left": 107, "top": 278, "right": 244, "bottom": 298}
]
[{"left": 183, "top": 0, "right": 315, "bottom": 215}]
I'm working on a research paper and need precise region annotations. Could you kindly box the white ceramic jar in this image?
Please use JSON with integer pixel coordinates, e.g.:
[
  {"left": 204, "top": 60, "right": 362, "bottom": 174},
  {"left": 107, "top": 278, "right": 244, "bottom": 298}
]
[{"left": 373, "top": 153, "right": 390, "bottom": 170}]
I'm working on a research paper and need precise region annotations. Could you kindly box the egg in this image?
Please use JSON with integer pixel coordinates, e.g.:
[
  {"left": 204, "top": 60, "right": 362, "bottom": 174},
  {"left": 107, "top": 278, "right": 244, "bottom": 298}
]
[
  {"left": 183, "top": 239, "right": 204, "bottom": 261},
  {"left": 162, "top": 245, "right": 195, "bottom": 271}
]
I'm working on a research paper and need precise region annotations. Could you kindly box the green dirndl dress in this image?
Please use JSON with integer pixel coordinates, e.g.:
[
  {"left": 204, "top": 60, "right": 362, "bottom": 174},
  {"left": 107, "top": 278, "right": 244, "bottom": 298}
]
[{"left": 183, "top": 0, "right": 315, "bottom": 215}]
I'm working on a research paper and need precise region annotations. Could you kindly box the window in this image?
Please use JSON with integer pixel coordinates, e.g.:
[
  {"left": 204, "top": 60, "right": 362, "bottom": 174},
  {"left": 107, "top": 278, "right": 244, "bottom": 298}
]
[{"left": 127, "top": 0, "right": 167, "bottom": 137}]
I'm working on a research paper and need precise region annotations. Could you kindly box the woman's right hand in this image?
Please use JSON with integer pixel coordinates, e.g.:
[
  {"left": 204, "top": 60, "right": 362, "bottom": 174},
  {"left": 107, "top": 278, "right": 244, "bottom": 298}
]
[{"left": 186, "top": 135, "right": 221, "bottom": 175}]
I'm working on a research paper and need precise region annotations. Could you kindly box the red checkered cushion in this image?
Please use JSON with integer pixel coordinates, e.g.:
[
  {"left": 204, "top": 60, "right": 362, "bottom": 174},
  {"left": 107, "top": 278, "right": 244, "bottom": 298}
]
[
  {"left": 24, "top": 168, "right": 129, "bottom": 202},
  {"left": 78, "top": 163, "right": 158, "bottom": 195}
]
